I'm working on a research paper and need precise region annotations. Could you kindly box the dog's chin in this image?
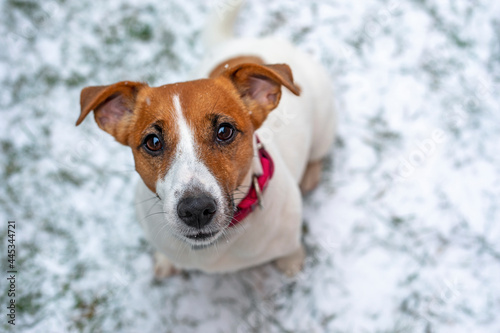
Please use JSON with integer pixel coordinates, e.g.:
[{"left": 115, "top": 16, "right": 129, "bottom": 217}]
[{"left": 173, "top": 211, "right": 235, "bottom": 249}]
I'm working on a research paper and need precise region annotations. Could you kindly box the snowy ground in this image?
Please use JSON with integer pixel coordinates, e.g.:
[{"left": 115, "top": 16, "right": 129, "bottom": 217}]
[{"left": 1, "top": 0, "right": 500, "bottom": 332}]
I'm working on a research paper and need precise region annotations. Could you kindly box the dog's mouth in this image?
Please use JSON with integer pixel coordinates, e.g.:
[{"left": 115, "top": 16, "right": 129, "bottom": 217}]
[
  {"left": 185, "top": 231, "right": 218, "bottom": 240},
  {"left": 180, "top": 229, "right": 224, "bottom": 249}
]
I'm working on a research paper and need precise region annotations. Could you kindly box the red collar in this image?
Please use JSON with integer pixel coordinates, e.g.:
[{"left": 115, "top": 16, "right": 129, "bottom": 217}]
[{"left": 229, "top": 139, "right": 274, "bottom": 227}]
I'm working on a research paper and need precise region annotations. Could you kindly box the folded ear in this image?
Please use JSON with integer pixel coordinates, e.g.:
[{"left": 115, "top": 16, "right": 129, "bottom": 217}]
[
  {"left": 223, "top": 63, "right": 301, "bottom": 129},
  {"left": 76, "top": 81, "right": 147, "bottom": 145}
]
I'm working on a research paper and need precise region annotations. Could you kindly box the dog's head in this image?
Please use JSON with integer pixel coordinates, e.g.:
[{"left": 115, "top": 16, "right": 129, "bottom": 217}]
[{"left": 77, "top": 63, "right": 300, "bottom": 247}]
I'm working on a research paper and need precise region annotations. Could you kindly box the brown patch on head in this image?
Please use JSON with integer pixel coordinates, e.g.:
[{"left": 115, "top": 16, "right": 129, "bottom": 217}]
[{"left": 77, "top": 61, "right": 300, "bottom": 199}]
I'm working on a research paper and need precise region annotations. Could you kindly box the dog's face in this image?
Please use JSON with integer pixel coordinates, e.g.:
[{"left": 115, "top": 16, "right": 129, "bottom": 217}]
[{"left": 77, "top": 63, "right": 299, "bottom": 247}]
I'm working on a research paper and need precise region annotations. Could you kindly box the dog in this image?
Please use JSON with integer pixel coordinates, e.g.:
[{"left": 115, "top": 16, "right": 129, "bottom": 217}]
[{"left": 76, "top": 3, "right": 336, "bottom": 278}]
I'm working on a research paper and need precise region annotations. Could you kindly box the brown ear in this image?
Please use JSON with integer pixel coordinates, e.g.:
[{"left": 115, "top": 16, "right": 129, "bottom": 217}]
[
  {"left": 76, "top": 81, "right": 146, "bottom": 145},
  {"left": 223, "top": 63, "right": 301, "bottom": 129}
]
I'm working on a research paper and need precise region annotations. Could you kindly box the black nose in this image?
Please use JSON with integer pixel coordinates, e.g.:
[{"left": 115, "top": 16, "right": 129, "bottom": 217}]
[{"left": 177, "top": 195, "right": 217, "bottom": 229}]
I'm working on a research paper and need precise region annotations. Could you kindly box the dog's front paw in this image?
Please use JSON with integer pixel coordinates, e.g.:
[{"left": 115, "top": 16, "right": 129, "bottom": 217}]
[
  {"left": 153, "top": 251, "right": 180, "bottom": 279},
  {"left": 274, "top": 245, "right": 306, "bottom": 277}
]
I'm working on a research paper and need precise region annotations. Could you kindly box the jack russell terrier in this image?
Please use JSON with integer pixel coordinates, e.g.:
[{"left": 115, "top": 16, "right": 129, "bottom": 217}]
[{"left": 76, "top": 3, "right": 336, "bottom": 278}]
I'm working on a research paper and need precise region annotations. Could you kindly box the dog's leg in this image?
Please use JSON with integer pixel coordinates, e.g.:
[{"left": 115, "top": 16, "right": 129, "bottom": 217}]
[
  {"left": 274, "top": 245, "right": 306, "bottom": 277},
  {"left": 153, "top": 251, "right": 180, "bottom": 279},
  {"left": 299, "top": 159, "right": 323, "bottom": 193}
]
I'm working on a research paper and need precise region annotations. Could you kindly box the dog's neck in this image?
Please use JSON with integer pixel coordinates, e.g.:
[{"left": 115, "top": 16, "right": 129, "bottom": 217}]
[{"left": 234, "top": 135, "right": 264, "bottom": 207}]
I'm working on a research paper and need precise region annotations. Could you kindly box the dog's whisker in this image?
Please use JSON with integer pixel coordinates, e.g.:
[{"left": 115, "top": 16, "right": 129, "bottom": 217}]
[
  {"left": 134, "top": 195, "right": 161, "bottom": 206},
  {"left": 152, "top": 222, "right": 170, "bottom": 245},
  {"left": 138, "top": 201, "right": 163, "bottom": 225},
  {"left": 141, "top": 211, "right": 166, "bottom": 222}
]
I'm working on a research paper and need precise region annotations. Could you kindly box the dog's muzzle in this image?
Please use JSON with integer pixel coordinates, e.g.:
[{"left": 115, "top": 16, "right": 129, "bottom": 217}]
[{"left": 176, "top": 194, "right": 217, "bottom": 229}]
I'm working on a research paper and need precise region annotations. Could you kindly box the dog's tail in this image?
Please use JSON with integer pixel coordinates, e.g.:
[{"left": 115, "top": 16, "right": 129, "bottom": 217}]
[{"left": 202, "top": 0, "right": 244, "bottom": 49}]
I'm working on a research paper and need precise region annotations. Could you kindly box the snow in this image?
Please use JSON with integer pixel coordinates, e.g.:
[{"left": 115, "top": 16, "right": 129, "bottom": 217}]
[{"left": 1, "top": 0, "right": 500, "bottom": 332}]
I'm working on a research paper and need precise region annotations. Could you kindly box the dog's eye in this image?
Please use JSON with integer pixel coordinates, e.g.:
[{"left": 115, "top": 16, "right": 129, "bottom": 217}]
[
  {"left": 216, "top": 123, "right": 235, "bottom": 142},
  {"left": 144, "top": 134, "right": 163, "bottom": 153}
]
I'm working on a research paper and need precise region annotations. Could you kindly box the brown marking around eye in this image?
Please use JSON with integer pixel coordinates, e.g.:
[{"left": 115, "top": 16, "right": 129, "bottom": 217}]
[{"left": 128, "top": 88, "right": 180, "bottom": 193}]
